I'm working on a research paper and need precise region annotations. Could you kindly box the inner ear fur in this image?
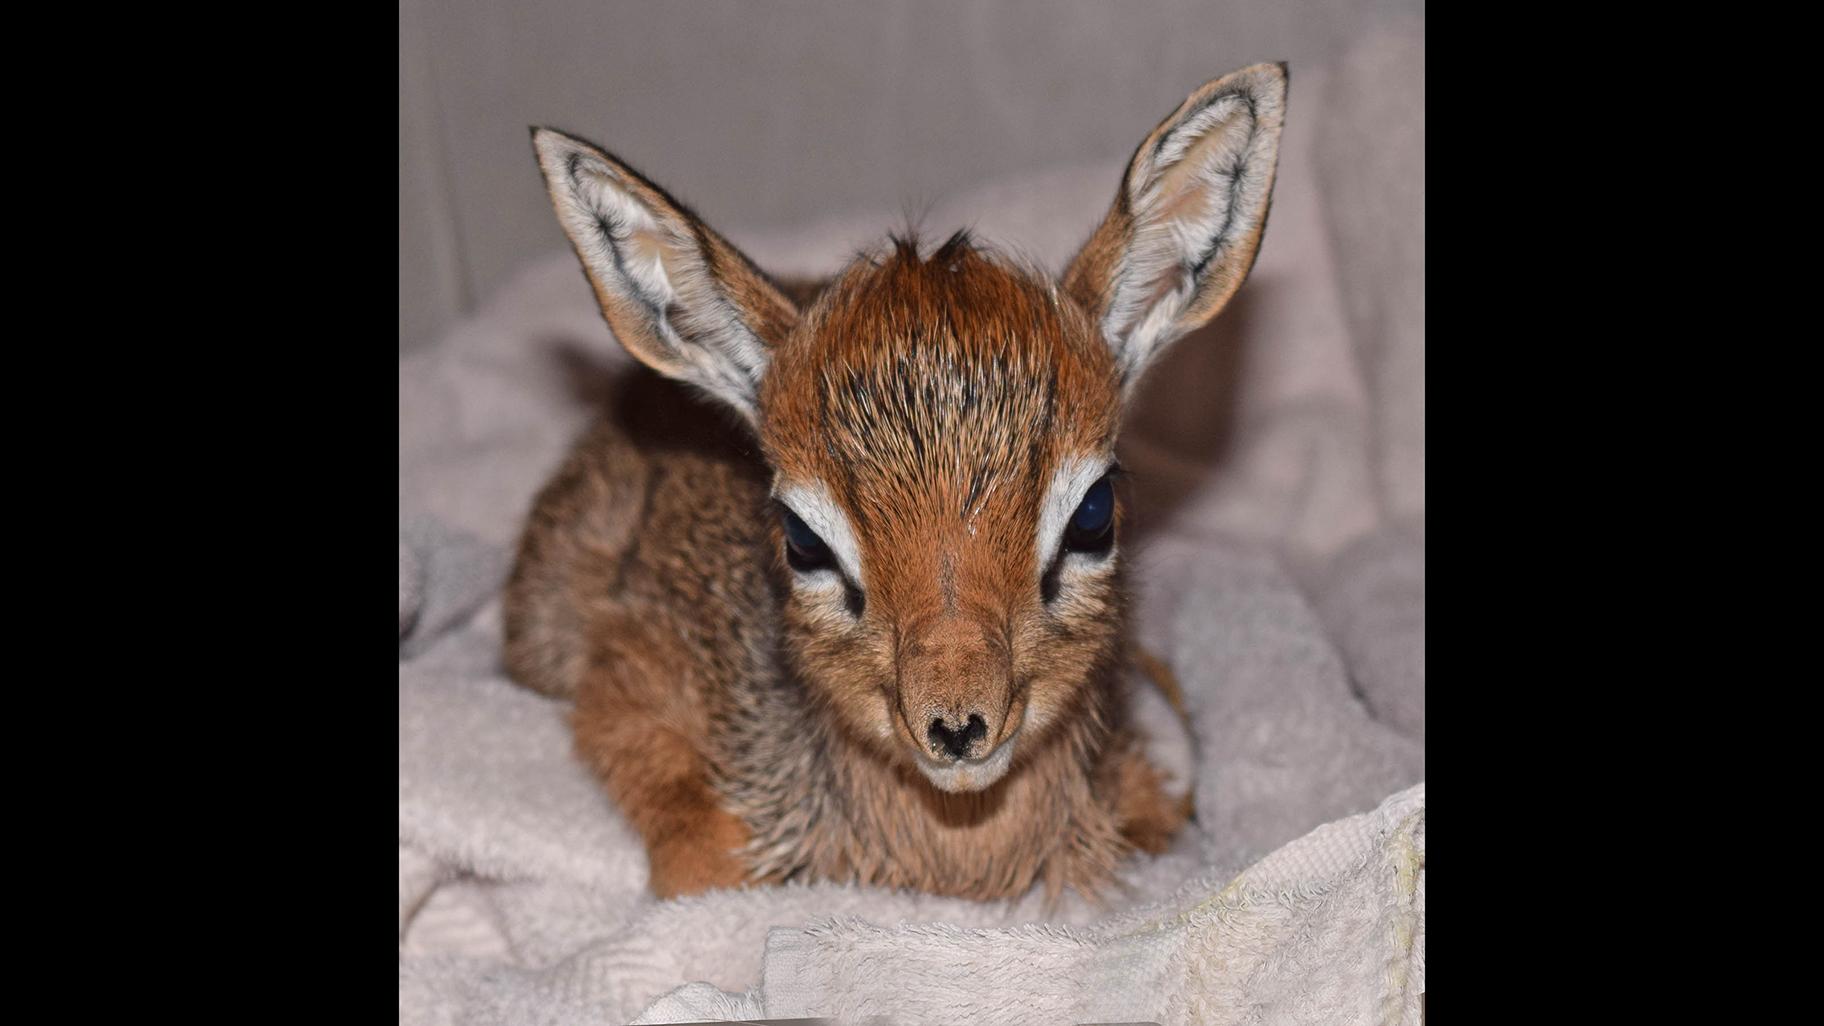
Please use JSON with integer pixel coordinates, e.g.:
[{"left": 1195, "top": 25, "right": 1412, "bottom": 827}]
[
  {"left": 1063, "top": 62, "right": 1287, "bottom": 392},
  {"left": 531, "top": 127, "right": 798, "bottom": 423}
]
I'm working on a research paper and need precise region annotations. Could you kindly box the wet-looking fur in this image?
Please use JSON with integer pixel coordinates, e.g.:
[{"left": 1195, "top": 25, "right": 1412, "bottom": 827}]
[{"left": 508, "top": 62, "right": 1286, "bottom": 900}]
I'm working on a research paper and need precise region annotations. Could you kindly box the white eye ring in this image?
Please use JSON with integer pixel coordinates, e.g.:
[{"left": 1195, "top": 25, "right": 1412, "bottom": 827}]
[
  {"left": 774, "top": 481, "right": 866, "bottom": 591},
  {"left": 1036, "top": 455, "right": 1115, "bottom": 565}
]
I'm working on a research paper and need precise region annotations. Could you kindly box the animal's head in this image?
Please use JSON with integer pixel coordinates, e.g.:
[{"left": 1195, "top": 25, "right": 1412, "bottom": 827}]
[{"left": 532, "top": 63, "right": 1285, "bottom": 792}]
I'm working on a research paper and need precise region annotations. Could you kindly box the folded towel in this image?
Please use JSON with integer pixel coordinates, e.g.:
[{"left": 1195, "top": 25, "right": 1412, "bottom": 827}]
[{"left": 637, "top": 784, "right": 1423, "bottom": 1025}]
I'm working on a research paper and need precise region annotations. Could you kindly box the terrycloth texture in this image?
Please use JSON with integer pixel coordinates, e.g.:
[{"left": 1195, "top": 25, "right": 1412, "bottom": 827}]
[
  {"left": 638, "top": 783, "right": 1423, "bottom": 1026},
  {"left": 399, "top": 515, "right": 512, "bottom": 660},
  {"left": 399, "top": 43, "right": 1423, "bottom": 1026}
]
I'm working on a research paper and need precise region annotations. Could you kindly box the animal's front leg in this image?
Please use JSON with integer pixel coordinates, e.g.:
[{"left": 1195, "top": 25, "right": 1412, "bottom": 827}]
[
  {"left": 643, "top": 791, "right": 753, "bottom": 898},
  {"left": 574, "top": 700, "right": 755, "bottom": 897},
  {"left": 1109, "top": 648, "right": 1195, "bottom": 853},
  {"left": 1107, "top": 735, "right": 1192, "bottom": 854},
  {"left": 569, "top": 627, "right": 756, "bottom": 899}
]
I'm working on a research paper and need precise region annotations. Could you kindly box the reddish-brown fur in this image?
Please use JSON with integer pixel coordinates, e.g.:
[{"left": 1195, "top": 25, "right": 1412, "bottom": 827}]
[
  {"left": 505, "top": 252, "right": 1169, "bottom": 899},
  {"left": 510, "top": 63, "right": 1286, "bottom": 900}
]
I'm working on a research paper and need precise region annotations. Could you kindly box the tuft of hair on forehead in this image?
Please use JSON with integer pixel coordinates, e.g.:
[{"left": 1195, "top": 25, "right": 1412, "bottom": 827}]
[{"left": 760, "top": 230, "right": 1120, "bottom": 539}]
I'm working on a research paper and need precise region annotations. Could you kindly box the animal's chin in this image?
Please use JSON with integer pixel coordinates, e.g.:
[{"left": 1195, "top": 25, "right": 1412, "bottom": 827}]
[{"left": 910, "top": 730, "right": 1019, "bottom": 793}]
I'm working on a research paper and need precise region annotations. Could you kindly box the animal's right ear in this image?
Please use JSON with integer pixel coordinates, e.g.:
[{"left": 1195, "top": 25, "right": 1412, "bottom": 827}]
[{"left": 531, "top": 128, "right": 798, "bottom": 424}]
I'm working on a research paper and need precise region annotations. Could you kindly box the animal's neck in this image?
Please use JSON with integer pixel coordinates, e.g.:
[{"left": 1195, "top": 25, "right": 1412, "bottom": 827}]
[{"left": 721, "top": 650, "right": 1128, "bottom": 900}]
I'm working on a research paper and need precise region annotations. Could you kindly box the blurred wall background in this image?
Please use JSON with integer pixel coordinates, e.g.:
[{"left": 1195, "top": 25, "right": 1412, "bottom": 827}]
[{"left": 400, "top": 0, "right": 1422, "bottom": 353}]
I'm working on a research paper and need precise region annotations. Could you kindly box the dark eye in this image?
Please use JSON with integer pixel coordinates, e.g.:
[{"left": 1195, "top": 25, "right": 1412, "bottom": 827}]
[
  {"left": 781, "top": 506, "right": 865, "bottom": 616},
  {"left": 1063, "top": 475, "right": 1116, "bottom": 555},
  {"left": 782, "top": 508, "right": 834, "bottom": 572}
]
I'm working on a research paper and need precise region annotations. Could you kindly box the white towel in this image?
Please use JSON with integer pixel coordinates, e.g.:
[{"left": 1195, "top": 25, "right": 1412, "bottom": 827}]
[{"left": 637, "top": 784, "right": 1424, "bottom": 1025}]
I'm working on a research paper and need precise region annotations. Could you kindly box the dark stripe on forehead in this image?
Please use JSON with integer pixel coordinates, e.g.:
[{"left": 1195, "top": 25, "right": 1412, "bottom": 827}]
[{"left": 768, "top": 231, "right": 1119, "bottom": 542}]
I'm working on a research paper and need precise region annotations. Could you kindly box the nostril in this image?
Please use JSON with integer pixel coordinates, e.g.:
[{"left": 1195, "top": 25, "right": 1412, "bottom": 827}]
[
  {"left": 927, "top": 718, "right": 959, "bottom": 759},
  {"left": 961, "top": 713, "right": 986, "bottom": 750},
  {"left": 927, "top": 714, "right": 989, "bottom": 761}
]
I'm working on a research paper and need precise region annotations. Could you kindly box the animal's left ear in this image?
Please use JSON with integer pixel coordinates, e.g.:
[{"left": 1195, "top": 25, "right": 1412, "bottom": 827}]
[{"left": 1064, "top": 63, "right": 1286, "bottom": 392}]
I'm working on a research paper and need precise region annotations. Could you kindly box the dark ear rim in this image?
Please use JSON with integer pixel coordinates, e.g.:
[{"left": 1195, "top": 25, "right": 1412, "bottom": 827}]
[
  {"left": 1061, "top": 62, "right": 1288, "bottom": 389},
  {"left": 529, "top": 126, "right": 802, "bottom": 308},
  {"left": 528, "top": 127, "right": 801, "bottom": 422},
  {"left": 1119, "top": 62, "right": 1288, "bottom": 202}
]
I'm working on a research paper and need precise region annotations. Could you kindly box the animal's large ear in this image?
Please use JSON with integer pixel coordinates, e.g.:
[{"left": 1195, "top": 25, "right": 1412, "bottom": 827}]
[
  {"left": 1064, "top": 63, "right": 1286, "bottom": 392},
  {"left": 531, "top": 128, "right": 798, "bottom": 423}
]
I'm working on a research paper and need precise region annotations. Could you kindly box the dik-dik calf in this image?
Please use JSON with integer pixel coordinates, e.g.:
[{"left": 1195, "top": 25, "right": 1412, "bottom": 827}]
[{"left": 507, "top": 63, "right": 1286, "bottom": 900}]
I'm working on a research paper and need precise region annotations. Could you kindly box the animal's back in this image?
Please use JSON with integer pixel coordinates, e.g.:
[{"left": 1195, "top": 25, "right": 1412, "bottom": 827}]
[
  {"left": 505, "top": 370, "right": 775, "bottom": 703},
  {"left": 503, "top": 370, "right": 783, "bottom": 893}
]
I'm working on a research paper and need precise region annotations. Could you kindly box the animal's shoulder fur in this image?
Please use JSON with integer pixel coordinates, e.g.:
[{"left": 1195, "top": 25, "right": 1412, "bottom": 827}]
[{"left": 503, "top": 370, "right": 775, "bottom": 704}]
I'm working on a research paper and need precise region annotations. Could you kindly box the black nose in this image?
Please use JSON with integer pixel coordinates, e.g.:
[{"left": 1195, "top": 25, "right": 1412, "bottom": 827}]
[{"left": 927, "top": 714, "right": 987, "bottom": 761}]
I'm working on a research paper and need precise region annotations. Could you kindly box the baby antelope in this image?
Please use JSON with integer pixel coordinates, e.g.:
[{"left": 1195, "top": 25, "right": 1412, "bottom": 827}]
[{"left": 507, "top": 63, "right": 1286, "bottom": 900}]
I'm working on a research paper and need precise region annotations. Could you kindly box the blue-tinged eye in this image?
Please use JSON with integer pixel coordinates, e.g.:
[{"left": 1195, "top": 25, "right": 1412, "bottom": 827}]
[
  {"left": 783, "top": 508, "right": 834, "bottom": 570},
  {"left": 1072, "top": 477, "right": 1113, "bottom": 533},
  {"left": 1063, "top": 475, "right": 1116, "bottom": 554},
  {"left": 782, "top": 505, "right": 864, "bottom": 616}
]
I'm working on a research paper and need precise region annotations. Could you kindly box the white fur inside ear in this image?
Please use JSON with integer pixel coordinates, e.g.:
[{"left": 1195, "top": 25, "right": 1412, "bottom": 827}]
[
  {"left": 1036, "top": 454, "right": 1114, "bottom": 565},
  {"left": 777, "top": 480, "right": 865, "bottom": 586},
  {"left": 548, "top": 148, "right": 681, "bottom": 334},
  {"left": 535, "top": 132, "right": 771, "bottom": 419},
  {"left": 571, "top": 159, "right": 673, "bottom": 296},
  {"left": 1102, "top": 69, "right": 1284, "bottom": 386}
]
